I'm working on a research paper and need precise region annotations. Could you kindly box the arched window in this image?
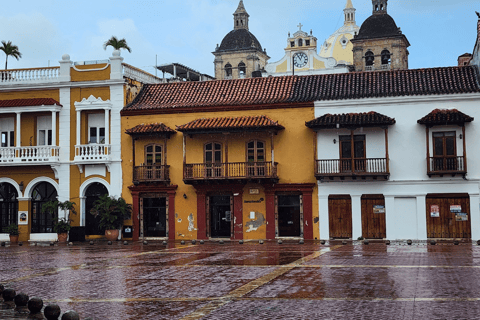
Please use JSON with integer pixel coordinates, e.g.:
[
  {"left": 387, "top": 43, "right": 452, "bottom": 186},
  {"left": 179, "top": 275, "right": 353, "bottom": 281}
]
[
  {"left": 238, "top": 62, "right": 246, "bottom": 77},
  {"left": 381, "top": 50, "right": 391, "bottom": 65},
  {"left": 225, "top": 63, "right": 232, "bottom": 77},
  {"left": 0, "top": 183, "right": 18, "bottom": 232},
  {"left": 145, "top": 144, "right": 163, "bottom": 165},
  {"left": 85, "top": 183, "right": 108, "bottom": 235},
  {"left": 298, "top": 39, "right": 303, "bottom": 47},
  {"left": 365, "top": 51, "right": 374, "bottom": 66},
  {"left": 31, "top": 182, "right": 57, "bottom": 233}
]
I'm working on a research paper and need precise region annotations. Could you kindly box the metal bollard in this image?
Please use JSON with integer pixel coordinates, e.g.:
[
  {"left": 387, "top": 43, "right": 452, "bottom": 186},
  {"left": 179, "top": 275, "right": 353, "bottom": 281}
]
[
  {"left": 407, "top": 240, "right": 413, "bottom": 245},
  {"left": 14, "top": 292, "right": 29, "bottom": 314},
  {"left": 2, "top": 288, "right": 16, "bottom": 309},
  {"left": 363, "top": 240, "right": 369, "bottom": 245},
  {"left": 320, "top": 240, "right": 326, "bottom": 245},
  {"left": 27, "top": 297, "right": 44, "bottom": 319},
  {"left": 299, "top": 239, "right": 304, "bottom": 245},
  {"left": 44, "top": 304, "right": 61, "bottom": 320},
  {"left": 61, "top": 310, "right": 80, "bottom": 320}
]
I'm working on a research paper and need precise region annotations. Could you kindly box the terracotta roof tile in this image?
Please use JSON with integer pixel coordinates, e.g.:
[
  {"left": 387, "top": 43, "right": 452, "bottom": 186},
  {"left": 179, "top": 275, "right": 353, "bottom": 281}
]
[
  {"left": 176, "top": 115, "right": 284, "bottom": 133},
  {"left": 0, "top": 98, "right": 62, "bottom": 108},
  {"left": 417, "top": 109, "right": 474, "bottom": 126},
  {"left": 122, "top": 66, "right": 480, "bottom": 115},
  {"left": 306, "top": 111, "right": 396, "bottom": 129},
  {"left": 125, "top": 123, "right": 176, "bottom": 136}
]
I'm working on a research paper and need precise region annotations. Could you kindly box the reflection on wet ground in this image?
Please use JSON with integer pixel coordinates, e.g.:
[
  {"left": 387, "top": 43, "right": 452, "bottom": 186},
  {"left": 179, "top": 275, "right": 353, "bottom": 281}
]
[{"left": 1, "top": 241, "right": 480, "bottom": 319}]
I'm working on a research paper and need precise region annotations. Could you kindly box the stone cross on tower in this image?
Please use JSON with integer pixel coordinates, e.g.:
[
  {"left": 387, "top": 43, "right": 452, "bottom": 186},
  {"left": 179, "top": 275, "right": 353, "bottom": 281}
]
[{"left": 297, "top": 23, "right": 303, "bottom": 31}]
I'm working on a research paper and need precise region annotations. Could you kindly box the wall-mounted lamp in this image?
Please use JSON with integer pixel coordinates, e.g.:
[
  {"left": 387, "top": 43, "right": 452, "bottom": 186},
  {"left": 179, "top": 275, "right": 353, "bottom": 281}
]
[
  {"left": 19, "top": 181, "right": 24, "bottom": 192},
  {"left": 183, "top": 193, "right": 187, "bottom": 199},
  {"left": 459, "top": 134, "right": 463, "bottom": 139},
  {"left": 333, "top": 139, "right": 337, "bottom": 144}
]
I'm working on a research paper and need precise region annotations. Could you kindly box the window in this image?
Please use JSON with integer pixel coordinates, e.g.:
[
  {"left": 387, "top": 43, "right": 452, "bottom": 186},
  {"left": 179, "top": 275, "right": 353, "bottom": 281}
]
[
  {"left": 225, "top": 63, "right": 232, "bottom": 77},
  {"left": 0, "top": 118, "right": 15, "bottom": 147},
  {"left": 381, "top": 50, "right": 391, "bottom": 65},
  {"left": 247, "top": 140, "right": 265, "bottom": 177},
  {"left": 340, "top": 135, "right": 366, "bottom": 172},
  {"left": 37, "top": 116, "right": 53, "bottom": 146},
  {"left": 238, "top": 62, "right": 246, "bottom": 77},
  {"left": 145, "top": 144, "right": 163, "bottom": 165},
  {"left": 305, "top": 39, "right": 310, "bottom": 46},
  {"left": 290, "top": 41, "right": 295, "bottom": 48},
  {"left": 365, "top": 51, "right": 374, "bottom": 66},
  {"left": 87, "top": 113, "right": 106, "bottom": 144},
  {"left": 0, "top": 183, "right": 18, "bottom": 233},
  {"left": 205, "top": 142, "right": 222, "bottom": 177},
  {"left": 433, "top": 132, "right": 457, "bottom": 171},
  {"left": 298, "top": 39, "right": 303, "bottom": 47}
]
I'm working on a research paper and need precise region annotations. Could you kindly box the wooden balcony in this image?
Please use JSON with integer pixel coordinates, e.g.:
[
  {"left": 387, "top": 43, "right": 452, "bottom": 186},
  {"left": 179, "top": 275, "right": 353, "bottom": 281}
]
[
  {"left": 427, "top": 156, "right": 466, "bottom": 177},
  {"left": 133, "top": 165, "right": 170, "bottom": 184},
  {"left": 315, "top": 158, "right": 389, "bottom": 180},
  {"left": 184, "top": 162, "right": 278, "bottom": 184}
]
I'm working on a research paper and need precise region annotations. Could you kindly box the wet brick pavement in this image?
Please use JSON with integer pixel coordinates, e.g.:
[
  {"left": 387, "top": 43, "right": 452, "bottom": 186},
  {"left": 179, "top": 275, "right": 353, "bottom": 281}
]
[{"left": 1, "top": 240, "right": 480, "bottom": 319}]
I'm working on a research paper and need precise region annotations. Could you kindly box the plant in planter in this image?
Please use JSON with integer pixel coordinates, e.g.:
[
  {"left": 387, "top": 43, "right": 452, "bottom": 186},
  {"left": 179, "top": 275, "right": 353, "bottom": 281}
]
[
  {"left": 6, "top": 224, "right": 19, "bottom": 243},
  {"left": 41, "top": 200, "right": 77, "bottom": 243},
  {"left": 90, "top": 195, "right": 132, "bottom": 241}
]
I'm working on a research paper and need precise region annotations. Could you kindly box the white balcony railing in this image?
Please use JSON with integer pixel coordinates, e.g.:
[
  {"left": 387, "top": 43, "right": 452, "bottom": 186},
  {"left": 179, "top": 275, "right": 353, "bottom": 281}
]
[
  {"left": 74, "top": 144, "right": 111, "bottom": 162},
  {"left": 0, "top": 146, "right": 59, "bottom": 164},
  {"left": 381, "top": 64, "right": 391, "bottom": 70},
  {"left": 0, "top": 67, "right": 60, "bottom": 85},
  {"left": 365, "top": 65, "right": 374, "bottom": 71},
  {"left": 122, "top": 63, "right": 164, "bottom": 84}
]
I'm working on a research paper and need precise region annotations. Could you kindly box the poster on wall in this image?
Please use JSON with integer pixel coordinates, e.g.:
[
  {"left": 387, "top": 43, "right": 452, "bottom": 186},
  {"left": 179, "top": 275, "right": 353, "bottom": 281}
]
[
  {"left": 373, "top": 205, "right": 385, "bottom": 214},
  {"left": 18, "top": 211, "right": 28, "bottom": 225},
  {"left": 455, "top": 212, "right": 468, "bottom": 221},
  {"left": 430, "top": 205, "right": 440, "bottom": 218},
  {"left": 450, "top": 205, "right": 462, "bottom": 213}
]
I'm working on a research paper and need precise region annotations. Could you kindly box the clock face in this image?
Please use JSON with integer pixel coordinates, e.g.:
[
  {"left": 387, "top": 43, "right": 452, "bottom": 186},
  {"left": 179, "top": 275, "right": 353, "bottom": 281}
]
[{"left": 293, "top": 52, "right": 308, "bottom": 68}]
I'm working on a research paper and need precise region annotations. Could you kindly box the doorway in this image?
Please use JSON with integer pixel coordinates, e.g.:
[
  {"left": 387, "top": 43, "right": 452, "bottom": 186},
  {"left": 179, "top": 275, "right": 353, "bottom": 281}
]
[
  {"left": 276, "top": 195, "right": 301, "bottom": 237},
  {"left": 328, "top": 195, "right": 352, "bottom": 239},
  {"left": 85, "top": 183, "right": 108, "bottom": 235},
  {"left": 426, "top": 194, "right": 471, "bottom": 238},
  {"left": 31, "top": 182, "right": 58, "bottom": 233},
  {"left": 142, "top": 197, "right": 167, "bottom": 238},
  {"left": 361, "top": 194, "right": 386, "bottom": 239},
  {"left": 209, "top": 195, "right": 232, "bottom": 238}
]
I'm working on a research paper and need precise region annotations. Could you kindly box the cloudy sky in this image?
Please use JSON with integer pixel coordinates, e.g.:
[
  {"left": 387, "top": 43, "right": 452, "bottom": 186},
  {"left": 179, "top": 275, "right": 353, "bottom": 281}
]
[{"left": 1, "top": 0, "right": 479, "bottom": 76}]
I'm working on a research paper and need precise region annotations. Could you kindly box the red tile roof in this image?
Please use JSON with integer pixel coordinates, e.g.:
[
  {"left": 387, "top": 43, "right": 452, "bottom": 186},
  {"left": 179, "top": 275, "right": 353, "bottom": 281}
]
[
  {"left": 122, "top": 66, "right": 480, "bottom": 115},
  {"left": 417, "top": 109, "right": 474, "bottom": 126},
  {"left": 176, "top": 115, "right": 284, "bottom": 133},
  {"left": 0, "top": 98, "right": 62, "bottom": 108},
  {"left": 306, "top": 112, "right": 396, "bottom": 129},
  {"left": 125, "top": 123, "right": 176, "bottom": 136}
]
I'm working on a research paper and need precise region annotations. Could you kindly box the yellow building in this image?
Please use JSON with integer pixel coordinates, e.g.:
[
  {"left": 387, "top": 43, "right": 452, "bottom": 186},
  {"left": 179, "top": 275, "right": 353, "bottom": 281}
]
[
  {"left": 0, "top": 51, "right": 161, "bottom": 242},
  {"left": 121, "top": 76, "right": 319, "bottom": 241}
]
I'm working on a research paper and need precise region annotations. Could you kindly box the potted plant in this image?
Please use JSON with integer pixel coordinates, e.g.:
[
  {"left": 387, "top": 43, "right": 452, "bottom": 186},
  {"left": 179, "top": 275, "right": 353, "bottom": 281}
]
[
  {"left": 6, "top": 224, "right": 19, "bottom": 243},
  {"left": 42, "top": 200, "right": 77, "bottom": 243},
  {"left": 90, "top": 195, "right": 132, "bottom": 241}
]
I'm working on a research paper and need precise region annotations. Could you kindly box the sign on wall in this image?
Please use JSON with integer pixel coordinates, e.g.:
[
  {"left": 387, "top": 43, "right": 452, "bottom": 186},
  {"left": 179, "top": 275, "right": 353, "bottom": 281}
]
[
  {"left": 455, "top": 212, "right": 468, "bottom": 221},
  {"left": 450, "top": 205, "right": 462, "bottom": 213},
  {"left": 430, "top": 205, "right": 440, "bottom": 218},
  {"left": 18, "top": 211, "right": 28, "bottom": 225},
  {"left": 373, "top": 205, "right": 385, "bottom": 214}
]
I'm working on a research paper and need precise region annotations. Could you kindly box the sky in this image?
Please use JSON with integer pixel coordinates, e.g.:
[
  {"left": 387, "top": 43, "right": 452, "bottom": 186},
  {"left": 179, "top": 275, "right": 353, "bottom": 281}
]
[{"left": 1, "top": 0, "right": 479, "bottom": 76}]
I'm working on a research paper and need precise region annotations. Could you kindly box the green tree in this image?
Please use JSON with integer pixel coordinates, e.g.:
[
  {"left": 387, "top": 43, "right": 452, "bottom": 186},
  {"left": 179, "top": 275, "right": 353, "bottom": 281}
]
[
  {"left": 103, "top": 36, "right": 131, "bottom": 53},
  {"left": 0, "top": 41, "right": 22, "bottom": 70}
]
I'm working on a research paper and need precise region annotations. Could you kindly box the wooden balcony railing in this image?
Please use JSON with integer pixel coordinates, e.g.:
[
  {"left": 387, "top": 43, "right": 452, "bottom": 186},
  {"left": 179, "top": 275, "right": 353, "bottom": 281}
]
[
  {"left": 315, "top": 158, "right": 389, "bottom": 179},
  {"left": 0, "top": 146, "right": 59, "bottom": 164},
  {"left": 184, "top": 162, "right": 278, "bottom": 182},
  {"left": 428, "top": 156, "right": 466, "bottom": 176},
  {"left": 133, "top": 165, "right": 170, "bottom": 183}
]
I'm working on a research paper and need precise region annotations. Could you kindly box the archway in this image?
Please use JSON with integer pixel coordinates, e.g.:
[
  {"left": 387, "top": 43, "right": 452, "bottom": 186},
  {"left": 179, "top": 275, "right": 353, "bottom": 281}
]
[
  {"left": 31, "top": 182, "right": 58, "bottom": 233},
  {"left": 85, "top": 182, "right": 108, "bottom": 235},
  {"left": 0, "top": 183, "right": 18, "bottom": 232}
]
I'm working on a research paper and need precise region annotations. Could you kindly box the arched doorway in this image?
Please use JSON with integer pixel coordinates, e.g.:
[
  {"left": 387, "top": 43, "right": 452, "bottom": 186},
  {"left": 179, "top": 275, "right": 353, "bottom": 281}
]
[
  {"left": 0, "top": 183, "right": 18, "bottom": 233},
  {"left": 85, "top": 182, "right": 108, "bottom": 235},
  {"left": 31, "top": 182, "right": 58, "bottom": 233}
]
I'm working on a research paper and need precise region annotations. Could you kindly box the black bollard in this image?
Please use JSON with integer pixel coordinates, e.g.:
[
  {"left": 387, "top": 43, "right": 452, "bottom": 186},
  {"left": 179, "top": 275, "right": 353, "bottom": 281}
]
[
  {"left": 18, "top": 242, "right": 23, "bottom": 246},
  {"left": 180, "top": 240, "right": 185, "bottom": 245},
  {"left": 162, "top": 241, "right": 168, "bottom": 245},
  {"left": 14, "top": 292, "right": 29, "bottom": 314},
  {"left": 90, "top": 240, "right": 94, "bottom": 245},
  {"left": 363, "top": 240, "right": 369, "bottom": 245},
  {"left": 454, "top": 240, "right": 459, "bottom": 245},
  {"left": 61, "top": 310, "right": 80, "bottom": 320},
  {"left": 219, "top": 240, "right": 224, "bottom": 245},
  {"left": 2, "top": 288, "right": 16, "bottom": 309},
  {"left": 123, "top": 241, "right": 128, "bottom": 245},
  {"left": 259, "top": 240, "right": 264, "bottom": 244},
  {"left": 238, "top": 240, "right": 243, "bottom": 244},
  {"left": 342, "top": 240, "right": 347, "bottom": 245},
  {"left": 191, "top": 240, "right": 197, "bottom": 245},
  {"left": 27, "top": 297, "right": 43, "bottom": 318},
  {"left": 44, "top": 304, "right": 61, "bottom": 320},
  {"left": 143, "top": 240, "right": 148, "bottom": 245},
  {"left": 407, "top": 240, "right": 413, "bottom": 245},
  {"left": 107, "top": 241, "right": 112, "bottom": 245},
  {"left": 320, "top": 240, "right": 326, "bottom": 245},
  {"left": 278, "top": 240, "right": 283, "bottom": 244},
  {"left": 299, "top": 239, "right": 304, "bottom": 245},
  {"left": 385, "top": 240, "right": 391, "bottom": 245},
  {"left": 0, "top": 242, "right": 5, "bottom": 246},
  {"left": 0, "top": 284, "right": 4, "bottom": 302},
  {"left": 430, "top": 240, "right": 436, "bottom": 245}
]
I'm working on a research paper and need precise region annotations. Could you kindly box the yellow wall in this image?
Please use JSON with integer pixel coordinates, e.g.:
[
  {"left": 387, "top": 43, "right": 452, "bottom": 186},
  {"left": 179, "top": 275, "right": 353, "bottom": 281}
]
[
  {"left": 121, "top": 107, "right": 320, "bottom": 240},
  {"left": 71, "top": 64, "right": 111, "bottom": 82}
]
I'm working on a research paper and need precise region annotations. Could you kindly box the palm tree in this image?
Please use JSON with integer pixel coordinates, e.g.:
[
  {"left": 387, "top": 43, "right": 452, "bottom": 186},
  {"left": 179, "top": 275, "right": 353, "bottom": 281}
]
[
  {"left": 103, "top": 36, "right": 132, "bottom": 53},
  {"left": 0, "top": 41, "right": 22, "bottom": 70}
]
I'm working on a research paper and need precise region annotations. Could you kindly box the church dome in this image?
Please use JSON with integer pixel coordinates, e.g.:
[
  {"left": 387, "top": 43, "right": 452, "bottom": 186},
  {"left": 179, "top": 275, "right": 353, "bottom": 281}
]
[
  {"left": 218, "top": 29, "right": 263, "bottom": 52},
  {"left": 355, "top": 13, "right": 401, "bottom": 40}
]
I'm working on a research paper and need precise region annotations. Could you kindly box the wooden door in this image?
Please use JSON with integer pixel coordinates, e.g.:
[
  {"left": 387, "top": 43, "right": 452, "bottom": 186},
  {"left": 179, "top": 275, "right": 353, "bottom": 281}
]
[
  {"left": 328, "top": 195, "right": 352, "bottom": 239},
  {"left": 361, "top": 195, "right": 386, "bottom": 239},
  {"left": 426, "top": 195, "right": 471, "bottom": 238}
]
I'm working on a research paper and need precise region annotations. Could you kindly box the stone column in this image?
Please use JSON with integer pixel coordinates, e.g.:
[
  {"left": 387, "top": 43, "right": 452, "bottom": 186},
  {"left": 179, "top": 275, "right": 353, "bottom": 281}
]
[
  {"left": 15, "top": 112, "right": 21, "bottom": 147},
  {"left": 318, "top": 194, "right": 330, "bottom": 240},
  {"left": 351, "top": 195, "right": 362, "bottom": 239},
  {"left": 51, "top": 111, "right": 56, "bottom": 146},
  {"left": 58, "top": 54, "right": 72, "bottom": 82}
]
